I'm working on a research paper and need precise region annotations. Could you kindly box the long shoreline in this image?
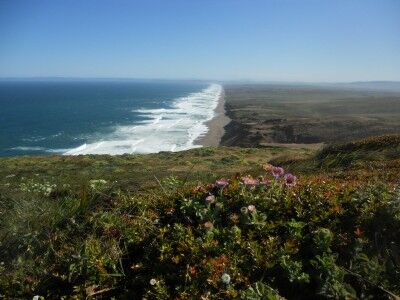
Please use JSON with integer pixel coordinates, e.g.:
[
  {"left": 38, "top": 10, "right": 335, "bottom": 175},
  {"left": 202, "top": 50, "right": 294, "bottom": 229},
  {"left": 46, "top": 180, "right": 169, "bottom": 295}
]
[{"left": 195, "top": 86, "right": 230, "bottom": 147}]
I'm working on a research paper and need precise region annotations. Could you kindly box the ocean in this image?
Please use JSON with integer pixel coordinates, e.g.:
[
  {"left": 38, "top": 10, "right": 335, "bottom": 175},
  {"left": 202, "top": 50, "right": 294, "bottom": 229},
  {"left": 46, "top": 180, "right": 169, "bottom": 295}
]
[{"left": 0, "top": 80, "right": 222, "bottom": 157}]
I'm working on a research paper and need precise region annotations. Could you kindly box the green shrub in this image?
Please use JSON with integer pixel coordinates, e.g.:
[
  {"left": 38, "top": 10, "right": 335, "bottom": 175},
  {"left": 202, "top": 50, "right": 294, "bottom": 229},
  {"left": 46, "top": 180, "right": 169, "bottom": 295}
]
[{"left": 1, "top": 167, "right": 399, "bottom": 299}]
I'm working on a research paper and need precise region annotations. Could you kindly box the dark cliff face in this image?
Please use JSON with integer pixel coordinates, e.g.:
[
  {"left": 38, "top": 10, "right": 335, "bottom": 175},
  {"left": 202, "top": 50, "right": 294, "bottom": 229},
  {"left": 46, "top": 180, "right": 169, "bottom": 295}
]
[
  {"left": 220, "top": 120, "right": 262, "bottom": 147},
  {"left": 219, "top": 101, "right": 263, "bottom": 147}
]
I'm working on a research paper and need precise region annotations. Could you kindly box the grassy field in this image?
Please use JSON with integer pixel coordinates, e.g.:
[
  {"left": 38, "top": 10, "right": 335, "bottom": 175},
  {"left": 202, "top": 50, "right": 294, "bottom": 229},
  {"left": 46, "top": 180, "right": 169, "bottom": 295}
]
[
  {"left": 1, "top": 135, "right": 399, "bottom": 298},
  {"left": 0, "top": 146, "right": 313, "bottom": 197},
  {"left": 221, "top": 84, "right": 400, "bottom": 147}
]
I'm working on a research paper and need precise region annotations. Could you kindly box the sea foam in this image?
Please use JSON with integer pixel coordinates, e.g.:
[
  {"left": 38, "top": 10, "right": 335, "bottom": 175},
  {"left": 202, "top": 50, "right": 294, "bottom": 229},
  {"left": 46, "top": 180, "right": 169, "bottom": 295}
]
[{"left": 64, "top": 84, "right": 222, "bottom": 155}]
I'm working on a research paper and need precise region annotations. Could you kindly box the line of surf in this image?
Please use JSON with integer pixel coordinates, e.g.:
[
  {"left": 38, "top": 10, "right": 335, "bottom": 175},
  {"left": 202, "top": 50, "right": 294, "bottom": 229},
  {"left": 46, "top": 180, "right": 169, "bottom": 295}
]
[{"left": 63, "top": 83, "right": 222, "bottom": 155}]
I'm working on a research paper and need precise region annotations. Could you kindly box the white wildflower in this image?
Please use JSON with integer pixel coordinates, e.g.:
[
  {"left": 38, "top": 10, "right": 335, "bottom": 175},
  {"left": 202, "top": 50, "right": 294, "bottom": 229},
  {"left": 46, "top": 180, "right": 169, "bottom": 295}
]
[
  {"left": 90, "top": 179, "right": 107, "bottom": 189},
  {"left": 247, "top": 205, "right": 256, "bottom": 213},
  {"left": 221, "top": 273, "right": 231, "bottom": 284}
]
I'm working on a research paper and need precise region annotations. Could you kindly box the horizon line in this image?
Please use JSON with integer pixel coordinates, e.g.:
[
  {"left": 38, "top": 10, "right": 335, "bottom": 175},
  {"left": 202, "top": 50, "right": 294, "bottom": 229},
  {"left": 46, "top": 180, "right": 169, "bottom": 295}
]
[{"left": 0, "top": 76, "right": 400, "bottom": 85}]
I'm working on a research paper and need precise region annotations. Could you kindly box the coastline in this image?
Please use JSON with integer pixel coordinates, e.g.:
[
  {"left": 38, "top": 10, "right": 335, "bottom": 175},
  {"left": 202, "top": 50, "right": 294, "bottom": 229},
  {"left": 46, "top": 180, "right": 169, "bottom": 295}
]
[{"left": 195, "top": 87, "right": 230, "bottom": 147}]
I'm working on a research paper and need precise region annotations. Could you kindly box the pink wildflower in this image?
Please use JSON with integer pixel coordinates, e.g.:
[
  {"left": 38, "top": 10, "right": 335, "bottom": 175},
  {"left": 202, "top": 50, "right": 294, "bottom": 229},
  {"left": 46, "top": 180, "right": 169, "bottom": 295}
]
[
  {"left": 247, "top": 205, "right": 256, "bottom": 213},
  {"left": 215, "top": 179, "right": 229, "bottom": 188},
  {"left": 193, "top": 185, "right": 207, "bottom": 193},
  {"left": 284, "top": 173, "right": 297, "bottom": 186},
  {"left": 205, "top": 194, "right": 215, "bottom": 204},
  {"left": 204, "top": 221, "right": 214, "bottom": 230},
  {"left": 271, "top": 166, "right": 285, "bottom": 178},
  {"left": 242, "top": 176, "right": 259, "bottom": 187},
  {"left": 206, "top": 183, "right": 216, "bottom": 190},
  {"left": 262, "top": 163, "right": 273, "bottom": 172}
]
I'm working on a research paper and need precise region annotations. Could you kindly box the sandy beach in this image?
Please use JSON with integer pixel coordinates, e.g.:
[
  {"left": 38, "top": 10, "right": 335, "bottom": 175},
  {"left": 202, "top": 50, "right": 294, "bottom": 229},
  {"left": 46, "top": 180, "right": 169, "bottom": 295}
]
[{"left": 195, "top": 87, "right": 230, "bottom": 147}]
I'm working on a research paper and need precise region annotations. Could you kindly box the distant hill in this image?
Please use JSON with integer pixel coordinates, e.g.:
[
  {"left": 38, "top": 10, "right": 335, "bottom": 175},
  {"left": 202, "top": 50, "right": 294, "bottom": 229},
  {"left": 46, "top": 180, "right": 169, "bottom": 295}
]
[{"left": 342, "top": 81, "right": 400, "bottom": 92}]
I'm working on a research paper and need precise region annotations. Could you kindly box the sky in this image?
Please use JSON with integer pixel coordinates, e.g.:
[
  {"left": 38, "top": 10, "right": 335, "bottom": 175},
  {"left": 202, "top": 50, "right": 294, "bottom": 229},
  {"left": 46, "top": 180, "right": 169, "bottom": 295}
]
[{"left": 0, "top": 0, "right": 399, "bottom": 82}]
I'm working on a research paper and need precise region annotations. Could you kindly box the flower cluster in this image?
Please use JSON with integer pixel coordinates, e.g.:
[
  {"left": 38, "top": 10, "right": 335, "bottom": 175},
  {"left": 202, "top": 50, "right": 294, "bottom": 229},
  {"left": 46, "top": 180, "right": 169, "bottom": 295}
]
[
  {"left": 238, "top": 164, "right": 297, "bottom": 189},
  {"left": 19, "top": 180, "right": 56, "bottom": 196},
  {"left": 89, "top": 179, "right": 108, "bottom": 190},
  {"left": 264, "top": 164, "right": 298, "bottom": 187}
]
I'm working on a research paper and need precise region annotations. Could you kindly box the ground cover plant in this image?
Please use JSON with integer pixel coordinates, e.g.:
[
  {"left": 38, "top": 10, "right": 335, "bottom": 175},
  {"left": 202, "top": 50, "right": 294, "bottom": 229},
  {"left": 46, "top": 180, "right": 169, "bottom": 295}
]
[{"left": 0, "top": 136, "right": 399, "bottom": 299}]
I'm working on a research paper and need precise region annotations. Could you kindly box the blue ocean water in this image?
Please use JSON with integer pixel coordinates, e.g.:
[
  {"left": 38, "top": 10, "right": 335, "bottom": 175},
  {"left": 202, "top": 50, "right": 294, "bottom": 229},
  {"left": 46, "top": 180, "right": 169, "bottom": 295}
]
[{"left": 0, "top": 80, "right": 222, "bottom": 156}]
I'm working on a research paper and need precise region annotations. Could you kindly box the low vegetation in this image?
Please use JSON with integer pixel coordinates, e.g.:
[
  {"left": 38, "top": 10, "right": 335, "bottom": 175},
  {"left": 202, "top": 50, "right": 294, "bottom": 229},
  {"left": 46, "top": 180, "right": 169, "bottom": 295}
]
[
  {"left": 222, "top": 84, "right": 400, "bottom": 147},
  {"left": 0, "top": 136, "right": 399, "bottom": 299}
]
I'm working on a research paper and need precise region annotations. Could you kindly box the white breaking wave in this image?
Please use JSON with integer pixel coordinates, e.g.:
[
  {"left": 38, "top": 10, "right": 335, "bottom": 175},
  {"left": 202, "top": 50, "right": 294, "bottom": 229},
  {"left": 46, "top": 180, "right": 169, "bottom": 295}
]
[
  {"left": 10, "top": 146, "right": 46, "bottom": 151},
  {"left": 64, "top": 83, "right": 222, "bottom": 155}
]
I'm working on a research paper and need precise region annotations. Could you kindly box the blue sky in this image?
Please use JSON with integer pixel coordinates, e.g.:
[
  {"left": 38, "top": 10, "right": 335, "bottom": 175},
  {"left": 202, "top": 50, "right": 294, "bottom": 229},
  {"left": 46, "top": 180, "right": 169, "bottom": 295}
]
[{"left": 0, "top": 0, "right": 399, "bottom": 82}]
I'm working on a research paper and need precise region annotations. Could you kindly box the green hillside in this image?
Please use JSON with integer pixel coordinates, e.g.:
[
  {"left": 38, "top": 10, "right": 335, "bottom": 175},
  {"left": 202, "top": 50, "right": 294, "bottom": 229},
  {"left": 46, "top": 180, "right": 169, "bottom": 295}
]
[{"left": 0, "top": 136, "right": 399, "bottom": 299}]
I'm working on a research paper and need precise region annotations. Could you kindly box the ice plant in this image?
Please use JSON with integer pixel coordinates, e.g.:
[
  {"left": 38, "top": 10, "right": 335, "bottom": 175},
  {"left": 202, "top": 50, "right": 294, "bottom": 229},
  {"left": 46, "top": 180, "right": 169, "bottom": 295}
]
[
  {"left": 271, "top": 166, "right": 285, "bottom": 178},
  {"left": 284, "top": 173, "right": 297, "bottom": 186},
  {"left": 215, "top": 178, "right": 229, "bottom": 188},
  {"left": 221, "top": 273, "right": 231, "bottom": 284}
]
